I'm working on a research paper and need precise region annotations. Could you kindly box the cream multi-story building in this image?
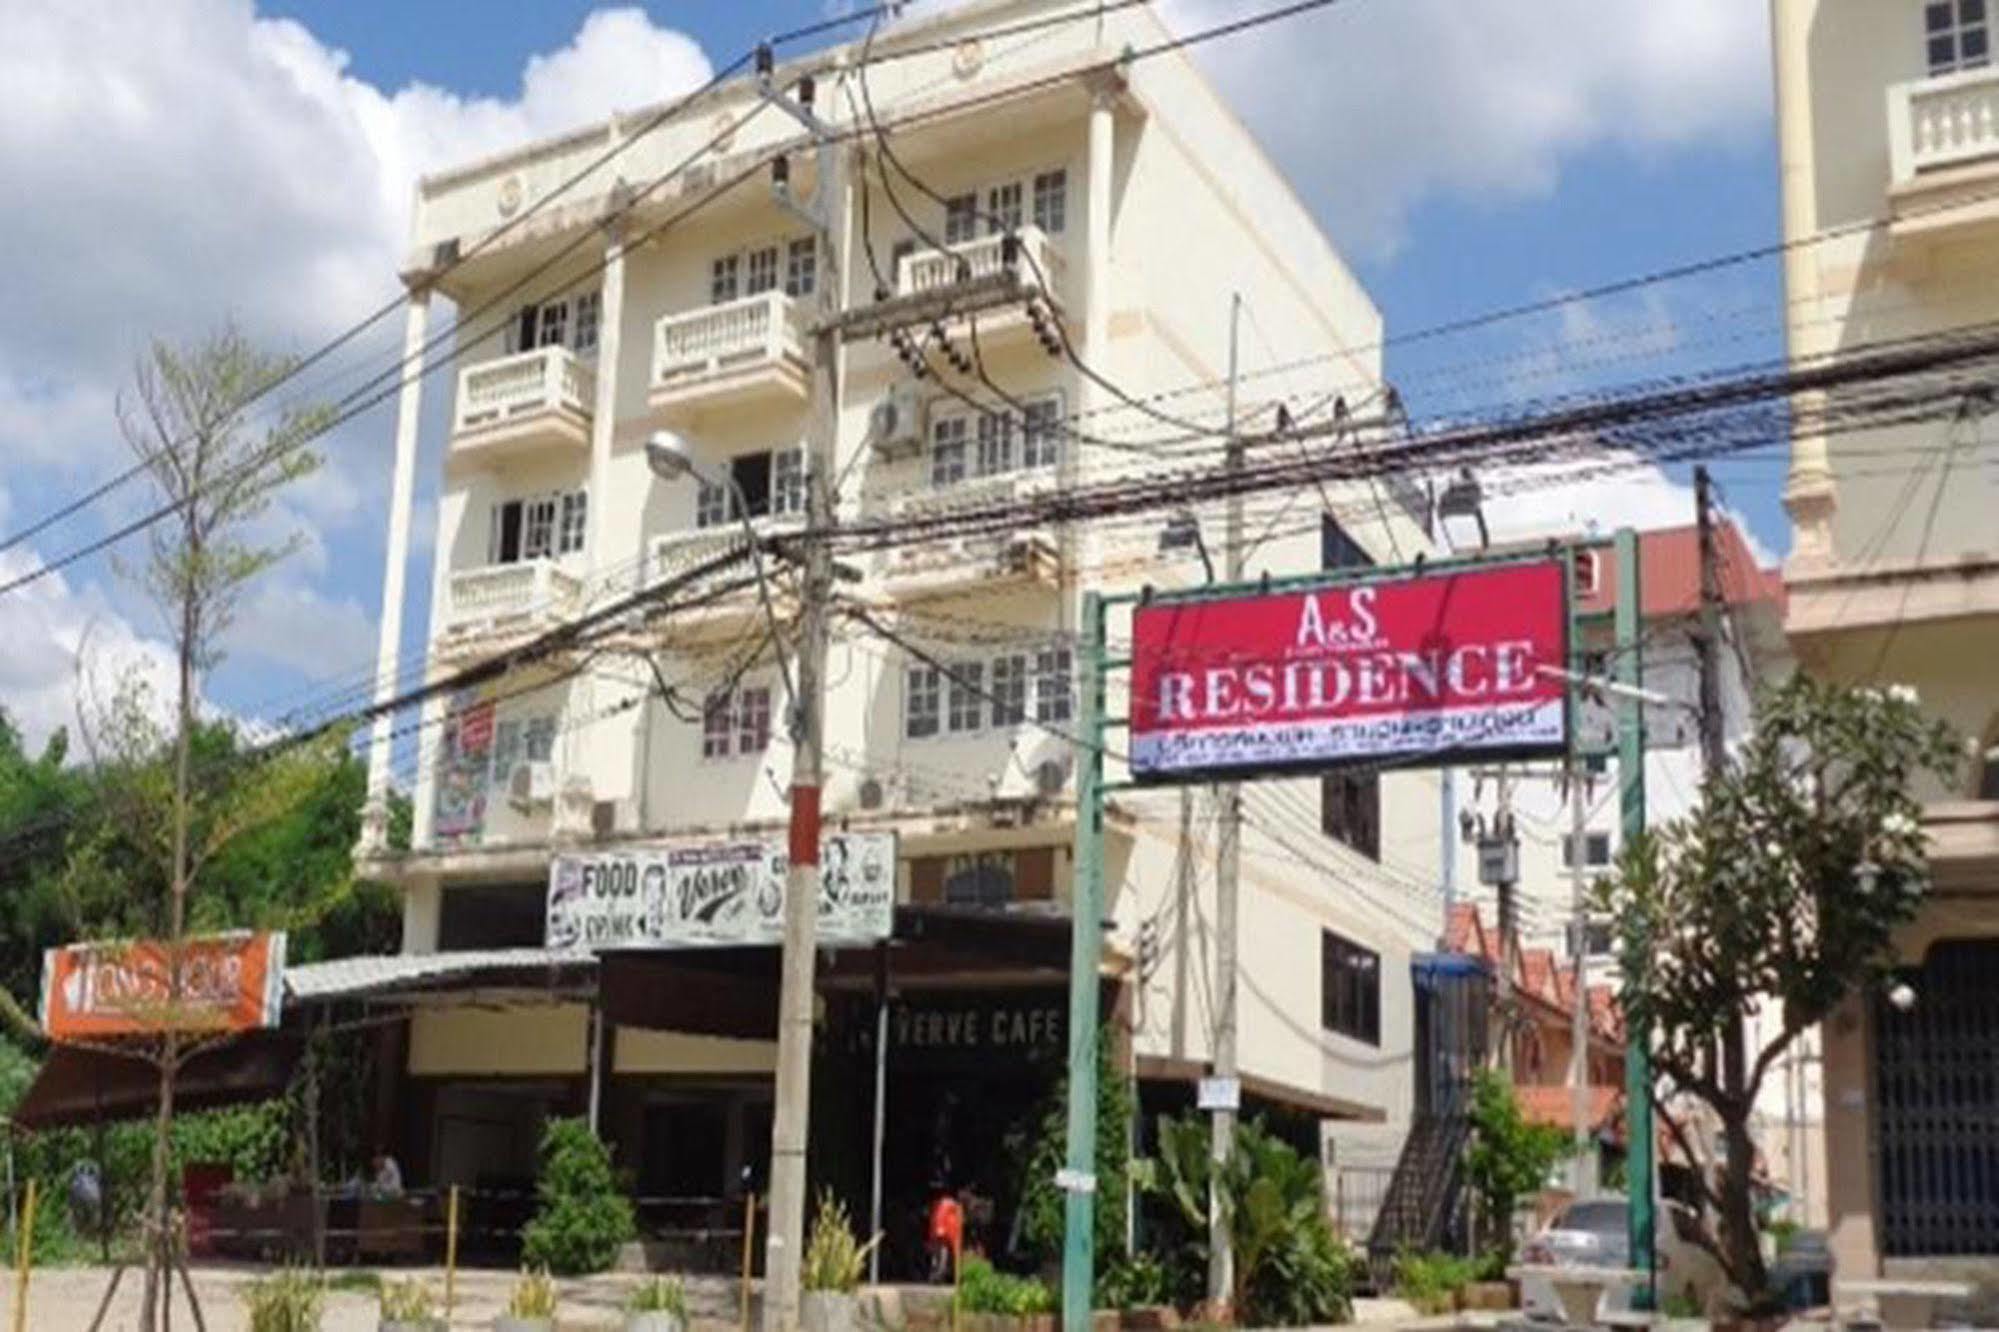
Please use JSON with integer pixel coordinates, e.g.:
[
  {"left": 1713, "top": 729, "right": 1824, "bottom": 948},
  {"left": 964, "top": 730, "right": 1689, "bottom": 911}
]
[
  {"left": 352, "top": 0, "right": 1443, "bottom": 1267},
  {"left": 1772, "top": 0, "right": 1999, "bottom": 1300}
]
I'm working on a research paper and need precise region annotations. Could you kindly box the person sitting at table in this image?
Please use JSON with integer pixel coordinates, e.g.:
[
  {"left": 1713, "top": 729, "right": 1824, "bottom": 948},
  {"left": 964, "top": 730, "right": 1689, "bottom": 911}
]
[{"left": 369, "top": 1151, "right": 405, "bottom": 1198}]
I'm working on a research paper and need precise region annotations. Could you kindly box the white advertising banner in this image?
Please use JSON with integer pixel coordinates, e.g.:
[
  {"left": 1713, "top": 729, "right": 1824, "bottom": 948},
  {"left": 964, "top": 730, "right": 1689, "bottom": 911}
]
[{"left": 546, "top": 832, "right": 897, "bottom": 952}]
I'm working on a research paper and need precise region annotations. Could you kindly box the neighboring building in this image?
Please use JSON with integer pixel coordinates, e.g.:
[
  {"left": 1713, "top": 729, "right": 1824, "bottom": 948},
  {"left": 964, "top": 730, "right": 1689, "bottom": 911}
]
[
  {"left": 1773, "top": 0, "right": 1999, "bottom": 1296},
  {"left": 354, "top": 0, "right": 1440, "bottom": 1271}
]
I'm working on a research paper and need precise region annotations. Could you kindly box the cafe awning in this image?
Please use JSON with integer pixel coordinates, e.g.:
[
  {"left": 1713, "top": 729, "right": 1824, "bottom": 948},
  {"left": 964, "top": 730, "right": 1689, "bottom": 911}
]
[{"left": 13, "top": 1033, "right": 304, "bottom": 1131}]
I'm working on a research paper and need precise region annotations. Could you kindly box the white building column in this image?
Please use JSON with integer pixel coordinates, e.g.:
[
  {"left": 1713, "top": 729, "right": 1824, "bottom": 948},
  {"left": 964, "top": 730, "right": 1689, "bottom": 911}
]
[
  {"left": 1082, "top": 82, "right": 1117, "bottom": 394},
  {"left": 360, "top": 281, "right": 432, "bottom": 854},
  {"left": 587, "top": 220, "right": 628, "bottom": 580}
]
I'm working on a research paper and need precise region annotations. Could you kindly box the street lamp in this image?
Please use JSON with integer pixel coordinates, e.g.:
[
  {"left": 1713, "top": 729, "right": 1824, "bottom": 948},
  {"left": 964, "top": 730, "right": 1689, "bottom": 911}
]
[
  {"left": 646, "top": 430, "right": 794, "bottom": 708},
  {"left": 1158, "top": 509, "right": 1216, "bottom": 584}
]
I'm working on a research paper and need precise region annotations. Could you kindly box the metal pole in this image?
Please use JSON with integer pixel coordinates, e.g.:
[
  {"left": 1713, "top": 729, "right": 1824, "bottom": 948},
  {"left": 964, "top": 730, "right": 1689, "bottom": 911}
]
[
  {"left": 868, "top": 942, "right": 890, "bottom": 1285},
  {"left": 1061, "top": 592, "right": 1109, "bottom": 1332},
  {"left": 763, "top": 71, "right": 845, "bottom": 1332},
  {"left": 1567, "top": 750, "right": 1592, "bottom": 1190},
  {"left": 1208, "top": 292, "right": 1243, "bottom": 1315},
  {"left": 1614, "top": 526, "right": 1655, "bottom": 1306},
  {"left": 587, "top": 1002, "right": 606, "bottom": 1136}
]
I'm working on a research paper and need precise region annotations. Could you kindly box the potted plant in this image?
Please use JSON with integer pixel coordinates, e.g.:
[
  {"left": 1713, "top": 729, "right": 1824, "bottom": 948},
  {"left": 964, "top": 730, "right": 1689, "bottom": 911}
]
[
  {"left": 381, "top": 1278, "right": 445, "bottom": 1332},
  {"left": 801, "top": 1191, "right": 880, "bottom": 1332},
  {"left": 242, "top": 1267, "right": 323, "bottom": 1332},
  {"left": 626, "top": 1275, "right": 688, "bottom": 1332},
  {"left": 496, "top": 1268, "right": 558, "bottom": 1332},
  {"left": 955, "top": 1255, "right": 1057, "bottom": 1332}
]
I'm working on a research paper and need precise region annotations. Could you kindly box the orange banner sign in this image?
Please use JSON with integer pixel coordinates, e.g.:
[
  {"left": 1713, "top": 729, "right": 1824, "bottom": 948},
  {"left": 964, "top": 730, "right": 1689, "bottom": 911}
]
[{"left": 39, "top": 932, "right": 286, "bottom": 1041}]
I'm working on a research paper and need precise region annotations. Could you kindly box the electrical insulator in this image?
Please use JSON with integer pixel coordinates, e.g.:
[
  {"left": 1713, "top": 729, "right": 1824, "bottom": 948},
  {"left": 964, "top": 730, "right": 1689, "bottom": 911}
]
[
  {"left": 797, "top": 74, "right": 816, "bottom": 107},
  {"left": 771, "top": 156, "right": 790, "bottom": 188},
  {"left": 754, "top": 44, "right": 774, "bottom": 78}
]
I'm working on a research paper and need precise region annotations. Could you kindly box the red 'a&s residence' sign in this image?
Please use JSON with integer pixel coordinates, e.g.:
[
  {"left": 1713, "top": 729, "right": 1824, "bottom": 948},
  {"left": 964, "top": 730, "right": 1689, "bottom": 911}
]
[{"left": 1129, "top": 562, "right": 1569, "bottom": 779}]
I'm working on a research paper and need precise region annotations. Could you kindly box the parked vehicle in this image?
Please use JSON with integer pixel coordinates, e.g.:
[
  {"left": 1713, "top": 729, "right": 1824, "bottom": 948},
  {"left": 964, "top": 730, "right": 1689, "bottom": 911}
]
[{"left": 1518, "top": 1197, "right": 1728, "bottom": 1320}]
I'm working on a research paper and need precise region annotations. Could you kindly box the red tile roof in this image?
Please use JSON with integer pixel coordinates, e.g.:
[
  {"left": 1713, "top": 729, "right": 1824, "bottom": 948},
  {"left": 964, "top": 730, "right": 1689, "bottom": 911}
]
[
  {"left": 1573, "top": 520, "right": 1783, "bottom": 622},
  {"left": 1517, "top": 1083, "right": 1623, "bottom": 1133},
  {"left": 1441, "top": 905, "right": 1624, "bottom": 1044}
]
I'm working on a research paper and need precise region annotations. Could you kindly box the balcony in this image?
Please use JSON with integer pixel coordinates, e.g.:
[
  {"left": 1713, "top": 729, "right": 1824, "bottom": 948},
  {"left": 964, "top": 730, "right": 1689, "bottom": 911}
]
[
  {"left": 1887, "top": 68, "right": 1999, "bottom": 238},
  {"left": 437, "top": 560, "right": 586, "bottom": 661},
  {"left": 450, "top": 347, "right": 594, "bottom": 466},
  {"left": 645, "top": 516, "right": 803, "bottom": 638},
  {"left": 649, "top": 291, "right": 811, "bottom": 426},
  {"left": 879, "top": 472, "right": 1063, "bottom": 601}
]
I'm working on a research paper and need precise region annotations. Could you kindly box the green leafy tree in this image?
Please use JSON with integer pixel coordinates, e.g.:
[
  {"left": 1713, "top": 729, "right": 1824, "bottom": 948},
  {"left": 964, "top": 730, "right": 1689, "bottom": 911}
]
[
  {"left": 521, "top": 1117, "right": 636, "bottom": 1275},
  {"left": 1463, "top": 1069, "right": 1568, "bottom": 1270},
  {"left": 1011, "top": 1025, "right": 1132, "bottom": 1293},
  {"left": 1594, "top": 675, "right": 1959, "bottom": 1307}
]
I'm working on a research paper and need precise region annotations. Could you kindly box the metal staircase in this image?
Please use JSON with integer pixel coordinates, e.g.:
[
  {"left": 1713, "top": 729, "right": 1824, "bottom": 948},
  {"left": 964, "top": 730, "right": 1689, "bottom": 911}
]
[{"left": 1365, "top": 1109, "right": 1471, "bottom": 1289}]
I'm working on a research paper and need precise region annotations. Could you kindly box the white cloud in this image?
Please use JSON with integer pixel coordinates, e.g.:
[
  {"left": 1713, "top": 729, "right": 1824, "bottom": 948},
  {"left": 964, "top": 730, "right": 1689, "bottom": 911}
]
[
  {"left": 1474, "top": 448, "right": 1777, "bottom": 567},
  {"left": 0, "top": 2, "right": 714, "bottom": 747},
  {"left": 1165, "top": 0, "right": 1770, "bottom": 257},
  {"left": 0, "top": 548, "right": 178, "bottom": 754}
]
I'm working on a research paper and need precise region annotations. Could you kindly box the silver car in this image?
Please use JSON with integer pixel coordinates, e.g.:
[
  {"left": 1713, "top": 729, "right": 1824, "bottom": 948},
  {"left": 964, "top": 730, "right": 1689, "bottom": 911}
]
[{"left": 1518, "top": 1197, "right": 1729, "bottom": 1321}]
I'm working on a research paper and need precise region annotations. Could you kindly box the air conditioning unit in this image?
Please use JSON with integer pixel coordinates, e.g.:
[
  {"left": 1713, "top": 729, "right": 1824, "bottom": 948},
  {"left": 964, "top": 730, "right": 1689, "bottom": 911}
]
[
  {"left": 1033, "top": 758, "right": 1071, "bottom": 798},
  {"left": 858, "top": 776, "right": 887, "bottom": 810},
  {"left": 868, "top": 382, "right": 925, "bottom": 458},
  {"left": 508, "top": 760, "right": 556, "bottom": 811},
  {"left": 590, "top": 799, "right": 620, "bottom": 839}
]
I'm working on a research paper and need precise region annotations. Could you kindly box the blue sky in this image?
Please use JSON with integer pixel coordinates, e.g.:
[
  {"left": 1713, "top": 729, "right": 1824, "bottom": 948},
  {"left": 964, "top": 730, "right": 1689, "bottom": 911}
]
[{"left": 0, "top": 1, "right": 1784, "bottom": 748}]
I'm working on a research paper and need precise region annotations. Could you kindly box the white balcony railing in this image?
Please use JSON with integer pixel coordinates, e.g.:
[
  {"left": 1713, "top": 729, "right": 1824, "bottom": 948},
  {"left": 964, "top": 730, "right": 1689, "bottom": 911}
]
[
  {"left": 896, "top": 226, "right": 1066, "bottom": 302},
  {"left": 1889, "top": 67, "right": 1999, "bottom": 186},
  {"left": 653, "top": 290, "right": 808, "bottom": 386},
  {"left": 445, "top": 560, "right": 585, "bottom": 635},
  {"left": 454, "top": 346, "right": 595, "bottom": 434},
  {"left": 883, "top": 471, "right": 1060, "bottom": 588},
  {"left": 648, "top": 515, "right": 805, "bottom": 587}
]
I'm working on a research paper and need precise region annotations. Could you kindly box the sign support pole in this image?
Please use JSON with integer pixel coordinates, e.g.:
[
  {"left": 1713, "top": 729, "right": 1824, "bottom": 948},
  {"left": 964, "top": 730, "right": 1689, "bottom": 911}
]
[
  {"left": 1061, "top": 591, "right": 1108, "bottom": 1332},
  {"left": 868, "top": 941, "right": 890, "bottom": 1285},
  {"left": 1614, "top": 526, "right": 1655, "bottom": 1306}
]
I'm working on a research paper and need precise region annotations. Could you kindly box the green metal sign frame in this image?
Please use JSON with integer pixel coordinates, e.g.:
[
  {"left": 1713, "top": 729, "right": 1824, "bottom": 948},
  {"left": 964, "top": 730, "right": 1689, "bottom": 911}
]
[{"left": 1059, "top": 530, "right": 1653, "bottom": 1331}]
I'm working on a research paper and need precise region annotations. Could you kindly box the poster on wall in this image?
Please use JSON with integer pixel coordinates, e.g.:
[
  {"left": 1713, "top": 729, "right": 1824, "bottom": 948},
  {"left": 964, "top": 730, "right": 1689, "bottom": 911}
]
[
  {"left": 546, "top": 831, "right": 897, "bottom": 952},
  {"left": 40, "top": 931, "right": 286, "bottom": 1040},
  {"left": 1128, "top": 561, "right": 1570, "bottom": 780},
  {"left": 432, "top": 692, "right": 495, "bottom": 843}
]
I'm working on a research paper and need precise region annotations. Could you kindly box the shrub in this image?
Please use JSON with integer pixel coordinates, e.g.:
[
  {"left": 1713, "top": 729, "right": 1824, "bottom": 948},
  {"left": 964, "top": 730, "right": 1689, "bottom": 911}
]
[
  {"left": 628, "top": 1275, "right": 688, "bottom": 1316},
  {"left": 506, "top": 1268, "right": 558, "bottom": 1319},
  {"left": 379, "top": 1277, "right": 436, "bottom": 1321},
  {"left": 241, "top": 1267, "right": 323, "bottom": 1332},
  {"left": 1464, "top": 1069, "right": 1569, "bottom": 1267},
  {"left": 802, "top": 1190, "right": 876, "bottom": 1293},
  {"left": 1097, "top": 1252, "right": 1170, "bottom": 1310},
  {"left": 1392, "top": 1248, "right": 1478, "bottom": 1316},
  {"left": 520, "top": 1117, "right": 635, "bottom": 1276},
  {"left": 956, "top": 1255, "right": 1057, "bottom": 1316}
]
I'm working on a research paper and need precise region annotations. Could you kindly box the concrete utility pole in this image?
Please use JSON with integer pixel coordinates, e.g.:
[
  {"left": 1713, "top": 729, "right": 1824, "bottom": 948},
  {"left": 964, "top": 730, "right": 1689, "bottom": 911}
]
[
  {"left": 1567, "top": 752, "right": 1593, "bottom": 1189},
  {"left": 761, "top": 51, "right": 844, "bottom": 1332},
  {"left": 1209, "top": 291, "right": 1243, "bottom": 1316}
]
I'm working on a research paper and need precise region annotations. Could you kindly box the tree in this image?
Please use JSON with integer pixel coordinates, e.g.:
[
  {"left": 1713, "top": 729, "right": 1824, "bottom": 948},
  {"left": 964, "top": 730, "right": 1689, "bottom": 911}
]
[
  {"left": 1593, "top": 675, "right": 1959, "bottom": 1308},
  {"left": 1463, "top": 1069, "right": 1568, "bottom": 1271},
  {"left": 80, "top": 327, "right": 331, "bottom": 1329},
  {"left": 521, "top": 1117, "right": 636, "bottom": 1275}
]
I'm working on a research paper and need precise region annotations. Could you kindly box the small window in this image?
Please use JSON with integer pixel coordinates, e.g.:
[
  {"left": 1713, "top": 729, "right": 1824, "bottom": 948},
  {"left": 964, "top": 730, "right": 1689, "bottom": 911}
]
[
  {"left": 1574, "top": 550, "right": 1601, "bottom": 595},
  {"left": 710, "top": 254, "right": 740, "bottom": 304},
  {"left": 1564, "top": 832, "right": 1614, "bottom": 868},
  {"left": 696, "top": 476, "right": 731, "bottom": 530},
  {"left": 1035, "top": 647, "right": 1073, "bottom": 724},
  {"left": 975, "top": 412, "right": 1014, "bottom": 476},
  {"left": 1322, "top": 515, "right": 1373, "bottom": 571},
  {"left": 746, "top": 245, "right": 779, "bottom": 296},
  {"left": 702, "top": 693, "right": 734, "bottom": 759},
  {"left": 490, "top": 499, "right": 524, "bottom": 564},
  {"left": 1569, "top": 919, "right": 1615, "bottom": 958},
  {"left": 1321, "top": 930, "right": 1381, "bottom": 1046},
  {"left": 1032, "top": 170, "right": 1067, "bottom": 235},
  {"left": 522, "top": 495, "right": 558, "bottom": 560},
  {"left": 931, "top": 415, "right": 970, "bottom": 487},
  {"left": 1929, "top": 0, "right": 1991, "bottom": 75},
  {"left": 944, "top": 194, "right": 979, "bottom": 245},
  {"left": 785, "top": 238, "right": 817, "bottom": 298},
  {"left": 737, "top": 686, "right": 772, "bottom": 755},
  {"left": 572, "top": 290, "right": 602, "bottom": 356},
  {"left": 1022, "top": 396, "right": 1062, "bottom": 469},
  {"left": 986, "top": 181, "right": 1024, "bottom": 235},
  {"left": 536, "top": 299, "right": 569, "bottom": 350},
  {"left": 947, "top": 662, "right": 984, "bottom": 734},
  {"left": 558, "top": 491, "right": 588, "bottom": 555},
  {"left": 906, "top": 665, "right": 942, "bottom": 739},
  {"left": 1321, "top": 770, "right": 1381, "bottom": 861},
  {"left": 772, "top": 449, "right": 806, "bottom": 517},
  {"left": 991, "top": 654, "right": 1029, "bottom": 727}
]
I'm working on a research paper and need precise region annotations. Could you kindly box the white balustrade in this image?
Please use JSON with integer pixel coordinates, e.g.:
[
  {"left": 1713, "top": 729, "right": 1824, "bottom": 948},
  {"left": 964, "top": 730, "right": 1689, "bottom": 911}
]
[
  {"left": 897, "top": 226, "right": 1066, "bottom": 302},
  {"left": 884, "top": 471, "right": 1058, "bottom": 583},
  {"left": 649, "top": 515, "right": 804, "bottom": 586},
  {"left": 1890, "top": 67, "right": 1999, "bottom": 185},
  {"left": 653, "top": 290, "right": 806, "bottom": 386},
  {"left": 454, "top": 346, "right": 595, "bottom": 433},
  {"left": 446, "top": 560, "right": 583, "bottom": 633}
]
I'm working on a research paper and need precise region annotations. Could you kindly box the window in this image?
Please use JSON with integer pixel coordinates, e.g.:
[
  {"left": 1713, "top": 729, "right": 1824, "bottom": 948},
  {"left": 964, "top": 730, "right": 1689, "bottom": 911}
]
[
  {"left": 1573, "top": 550, "right": 1601, "bottom": 595},
  {"left": 1022, "top": 397, "right": 1063, "bottom": 468},
  {"left": 991, "top": 654, "right": 1029, "bottom": 726},
  {"left": 906, "top": 665, "right": 943, "bottom": 739},
  {"left": 1032, "top": 170, "right": 1067, "bottom": 234},
  {"left": 1322, "top": 514, "right": 1373, "bottom": 571},
  {"left": 1321, "top": 770, "right": 1381, "bottom": 861},
  {"left": 700, "top": 685, "right": 773, "bottom": 760},
  {"left": 696, "top": 475, "right": 731, "bottom": 530},
  {"left": 746, "top": 244, "right": 779, "bottom": 296},
  {"left": 944, "top": 193, "right": 979, "bottom": 245},
  {"left": 1928, "top": 0, "right": 1990, "bottom": 75},
  {"left": 737, "top": 686, "right": 773, "bottom": 755},
  {"left": 489, "top": 714, "right": 557, "bottom": 794},
  {"left": 1568, "top": 919, "right": 1615, "bottom": 958},
  {"left": 786, "top": 238, "right": 817, "bottom": 297},
  {"left": 976, "top": 412, "right": 1014, "bottom": 476},
  {"left": 691, "top": 448, "right": 804, "bottom": 528},
  {"left": 773, "top": 448, "right": 806, "bottom": 517},
  {"left": 986, "top": 181, "right": 1023, "bottom": 234},
  {"left": 489, "top": 491, "right": 585, "bottom": 564},
  {"left": 1564, "top": 831, "right": 1613, "bottom": 868},
  {"left": 1035, "top": 648, "right": 1073, "bottom": 724},
  {"left": 1321, "top": 930, "right": 1381, "bottom": 1046},
  {"left": 947, "top": 661, "right": 984, "bottom": 733},
  {"left": 710, "top": 254, "right": 740, "bottom": 304},
  {"left": 702, "top": 693, "right": 734, "bottom": 759},
  {"left": 931, "top": 415, "right": 970, "bottom": 487},
  {"left": 536, "top": 300, "right": 569, "bottom": 350},
  {"left": 573, "top": 290, "right": 602, "bottom": 356}
]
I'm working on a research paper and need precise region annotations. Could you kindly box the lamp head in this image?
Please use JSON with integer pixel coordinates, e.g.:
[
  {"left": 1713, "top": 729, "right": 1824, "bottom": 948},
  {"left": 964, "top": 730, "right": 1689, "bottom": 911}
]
[{"left": 645, "top": 431, "right": 696, "bottom": 481}]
